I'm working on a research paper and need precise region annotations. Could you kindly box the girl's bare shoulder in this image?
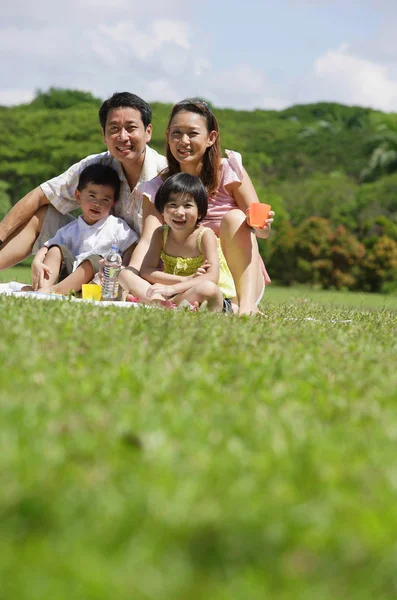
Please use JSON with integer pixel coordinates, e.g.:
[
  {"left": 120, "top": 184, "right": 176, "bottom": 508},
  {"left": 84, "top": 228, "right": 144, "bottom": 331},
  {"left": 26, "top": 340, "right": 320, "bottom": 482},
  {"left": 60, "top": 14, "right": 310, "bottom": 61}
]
[
  {"left": 199, "top": 226, "right": 218, "bottom": 249},
  {"left": 200, "top": 226, "right": 217, "bottom": 240}
]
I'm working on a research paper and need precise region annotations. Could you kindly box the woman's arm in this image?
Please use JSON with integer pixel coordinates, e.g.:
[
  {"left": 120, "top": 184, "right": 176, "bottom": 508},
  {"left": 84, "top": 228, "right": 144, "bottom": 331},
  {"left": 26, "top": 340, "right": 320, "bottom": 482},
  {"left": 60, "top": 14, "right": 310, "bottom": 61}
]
[{"left": 225, "top": 167, "right": 274, "bottom": 239}]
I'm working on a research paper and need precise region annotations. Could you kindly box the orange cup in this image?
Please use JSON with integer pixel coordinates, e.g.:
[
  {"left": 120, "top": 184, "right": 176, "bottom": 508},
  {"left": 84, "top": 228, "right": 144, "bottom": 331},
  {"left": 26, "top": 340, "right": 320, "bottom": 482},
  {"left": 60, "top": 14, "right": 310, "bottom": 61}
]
[{"left": 246, "top": 203, "right": 271, "bottom": 228}]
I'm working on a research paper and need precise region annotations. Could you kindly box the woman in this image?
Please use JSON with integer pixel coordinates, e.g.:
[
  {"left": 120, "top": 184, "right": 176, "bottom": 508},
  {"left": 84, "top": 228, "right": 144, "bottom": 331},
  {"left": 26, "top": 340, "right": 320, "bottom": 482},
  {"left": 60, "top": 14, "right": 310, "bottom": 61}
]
[{"left": 120, "top": 99, "right": 274, "bottom": 314}]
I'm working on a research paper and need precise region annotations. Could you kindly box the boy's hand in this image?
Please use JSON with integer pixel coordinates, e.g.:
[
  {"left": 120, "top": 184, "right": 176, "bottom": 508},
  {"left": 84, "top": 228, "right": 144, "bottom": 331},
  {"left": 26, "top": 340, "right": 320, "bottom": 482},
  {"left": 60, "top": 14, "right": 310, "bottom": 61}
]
[{"left": 32, "top": 261, "right": 52, "bottom": 290}]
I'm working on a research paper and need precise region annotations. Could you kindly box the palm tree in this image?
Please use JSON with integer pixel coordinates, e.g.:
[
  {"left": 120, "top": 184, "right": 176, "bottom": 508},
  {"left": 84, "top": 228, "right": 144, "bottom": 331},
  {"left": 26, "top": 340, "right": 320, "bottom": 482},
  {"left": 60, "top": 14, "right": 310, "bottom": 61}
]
[{"left": 361, "top": 127, "right": 397, "bottom": 182}]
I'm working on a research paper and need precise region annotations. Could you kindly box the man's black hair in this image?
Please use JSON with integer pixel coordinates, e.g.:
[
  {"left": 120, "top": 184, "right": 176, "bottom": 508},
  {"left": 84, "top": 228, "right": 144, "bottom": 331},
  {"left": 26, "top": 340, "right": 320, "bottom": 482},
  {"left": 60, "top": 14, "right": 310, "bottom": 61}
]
[
  {"left": 77, "top": 164, "right": 121, "bottom": 202},
  {"left": 98, "top": 92, "right": 152, "bottom": 130}
]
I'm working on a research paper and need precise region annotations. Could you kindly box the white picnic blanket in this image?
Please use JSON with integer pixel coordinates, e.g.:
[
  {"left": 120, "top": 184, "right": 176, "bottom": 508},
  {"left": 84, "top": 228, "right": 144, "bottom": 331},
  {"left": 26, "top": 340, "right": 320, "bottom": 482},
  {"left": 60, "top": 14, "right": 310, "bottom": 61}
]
[{"left": 0, "top": 281, "right": 141, "bottom": 308}]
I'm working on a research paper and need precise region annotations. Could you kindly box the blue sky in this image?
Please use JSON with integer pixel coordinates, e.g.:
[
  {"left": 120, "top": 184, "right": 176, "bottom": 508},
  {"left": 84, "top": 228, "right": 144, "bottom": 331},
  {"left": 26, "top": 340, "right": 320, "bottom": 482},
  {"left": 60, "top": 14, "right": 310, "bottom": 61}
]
[{"left": 2, "top": 0, "right": 397, "bottom": 112}]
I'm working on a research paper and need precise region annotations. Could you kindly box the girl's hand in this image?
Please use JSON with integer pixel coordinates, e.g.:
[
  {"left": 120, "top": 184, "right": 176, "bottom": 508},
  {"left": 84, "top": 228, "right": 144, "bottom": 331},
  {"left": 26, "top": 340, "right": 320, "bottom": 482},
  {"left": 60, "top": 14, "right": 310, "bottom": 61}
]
[
  {"left": 193, "top": 260, "right": 211, "bottom": 277},
  {"left": 253, "top": 210, "right": 275, "bottom": 239},
  {"left": 147, "top": 283, "right": 176, "bottom": 298},
  {"left": 32, "top": 261, "right": 52, "bottom": 291}
]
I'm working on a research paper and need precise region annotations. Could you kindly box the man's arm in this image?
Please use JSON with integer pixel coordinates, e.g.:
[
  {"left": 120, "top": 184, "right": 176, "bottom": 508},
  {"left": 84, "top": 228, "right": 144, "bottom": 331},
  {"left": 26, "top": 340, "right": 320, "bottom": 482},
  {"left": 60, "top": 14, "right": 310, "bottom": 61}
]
[{"left": 0, "top": 186, "right": 50, "bottom": 244}]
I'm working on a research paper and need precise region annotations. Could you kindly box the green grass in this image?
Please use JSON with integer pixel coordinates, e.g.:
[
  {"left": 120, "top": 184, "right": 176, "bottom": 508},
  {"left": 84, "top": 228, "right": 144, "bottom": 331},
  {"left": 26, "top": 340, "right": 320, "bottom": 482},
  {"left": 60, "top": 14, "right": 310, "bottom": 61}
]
[
  {"left": 1, "top": 286, "right": 397, "bottom": 599},
  {"left": 0, "top": 263, "right": 31, "bottom": 284},
  {"left": 267, "top": 283, "right": 397, "bottom": 312}
]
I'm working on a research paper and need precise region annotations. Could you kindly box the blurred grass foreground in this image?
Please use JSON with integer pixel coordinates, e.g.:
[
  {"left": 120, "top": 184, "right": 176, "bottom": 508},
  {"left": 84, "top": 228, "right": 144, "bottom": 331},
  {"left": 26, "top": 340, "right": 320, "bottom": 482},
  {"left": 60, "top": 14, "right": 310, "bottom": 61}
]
[{"left": 0, "top": 279, "right": 397, "bottom": 599}]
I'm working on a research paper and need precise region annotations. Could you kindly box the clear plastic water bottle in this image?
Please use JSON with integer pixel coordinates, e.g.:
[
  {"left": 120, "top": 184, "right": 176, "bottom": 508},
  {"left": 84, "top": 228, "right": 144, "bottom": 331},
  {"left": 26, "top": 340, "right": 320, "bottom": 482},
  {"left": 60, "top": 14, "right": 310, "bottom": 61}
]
[{"left": 101, "top": 244, "right": 122, "bottom": 300}]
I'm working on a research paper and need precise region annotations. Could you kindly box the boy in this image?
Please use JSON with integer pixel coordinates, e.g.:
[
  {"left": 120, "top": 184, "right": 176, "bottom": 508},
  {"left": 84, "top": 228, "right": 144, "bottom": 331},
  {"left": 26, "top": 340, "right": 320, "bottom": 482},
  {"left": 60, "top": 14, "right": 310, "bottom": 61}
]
[{"left": 25, "top": 164, "right": 137, "bottom": 295}]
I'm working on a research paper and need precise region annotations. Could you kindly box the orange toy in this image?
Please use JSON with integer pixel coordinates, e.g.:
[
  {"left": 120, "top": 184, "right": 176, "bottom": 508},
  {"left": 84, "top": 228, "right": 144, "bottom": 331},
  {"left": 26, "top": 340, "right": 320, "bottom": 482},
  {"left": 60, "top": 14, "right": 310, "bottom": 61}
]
[{"left": 246, "top": 203, "right": 271, "bottom": 228}]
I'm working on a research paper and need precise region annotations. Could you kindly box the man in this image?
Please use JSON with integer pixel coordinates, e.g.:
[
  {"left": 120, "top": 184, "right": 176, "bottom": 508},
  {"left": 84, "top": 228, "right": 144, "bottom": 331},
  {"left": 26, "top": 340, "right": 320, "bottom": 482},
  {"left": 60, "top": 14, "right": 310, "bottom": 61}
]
[{"left": 0, "top": 92, "right": 167, "bottom": 271}]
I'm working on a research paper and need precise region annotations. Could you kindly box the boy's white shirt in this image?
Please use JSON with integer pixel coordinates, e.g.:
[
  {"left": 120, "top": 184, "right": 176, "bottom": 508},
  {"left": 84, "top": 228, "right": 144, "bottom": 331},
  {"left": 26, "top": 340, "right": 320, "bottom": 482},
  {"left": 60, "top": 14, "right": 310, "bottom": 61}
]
[{"left": 44, "top": 214, "right": 138, "bottom": 271}]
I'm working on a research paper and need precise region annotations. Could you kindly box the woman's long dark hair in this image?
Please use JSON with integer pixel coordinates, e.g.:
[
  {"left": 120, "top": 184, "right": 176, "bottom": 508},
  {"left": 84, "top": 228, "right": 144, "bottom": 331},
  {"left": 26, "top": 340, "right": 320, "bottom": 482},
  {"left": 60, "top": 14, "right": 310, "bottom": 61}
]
[{"left": 164, "top": 99, "right": 222, "bottom": 196}]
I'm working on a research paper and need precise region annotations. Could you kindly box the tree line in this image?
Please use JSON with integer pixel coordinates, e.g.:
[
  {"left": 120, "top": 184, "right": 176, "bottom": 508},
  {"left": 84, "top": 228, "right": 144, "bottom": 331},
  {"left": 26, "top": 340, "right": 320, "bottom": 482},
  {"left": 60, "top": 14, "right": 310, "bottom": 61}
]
[{"left": 1, "top": 88, "right": 396, "bottom": 292}]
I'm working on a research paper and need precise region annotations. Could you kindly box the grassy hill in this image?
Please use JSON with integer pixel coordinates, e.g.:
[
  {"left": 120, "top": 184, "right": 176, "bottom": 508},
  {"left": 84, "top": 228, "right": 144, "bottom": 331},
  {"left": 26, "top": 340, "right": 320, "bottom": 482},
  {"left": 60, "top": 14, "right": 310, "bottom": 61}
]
[{"left": 1, "top": 293, "right": 396, "bottom": 599}]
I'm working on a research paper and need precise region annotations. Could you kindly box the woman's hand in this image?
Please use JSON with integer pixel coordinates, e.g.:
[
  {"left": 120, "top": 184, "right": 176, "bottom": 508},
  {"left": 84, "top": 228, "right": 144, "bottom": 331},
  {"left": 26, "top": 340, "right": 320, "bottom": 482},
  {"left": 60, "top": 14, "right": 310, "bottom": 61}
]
[{"left": 252, "top": 210, "right": 275, "bottom": 239}]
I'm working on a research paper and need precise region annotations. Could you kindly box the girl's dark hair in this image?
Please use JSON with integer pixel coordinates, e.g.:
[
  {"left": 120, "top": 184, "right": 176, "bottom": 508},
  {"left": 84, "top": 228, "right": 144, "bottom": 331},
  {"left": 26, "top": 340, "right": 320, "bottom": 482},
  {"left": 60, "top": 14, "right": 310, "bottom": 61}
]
[
  {"left": 155, "top": 173, "right": 208, "bottom": 222},
  {"left": 77, "top": 164, "right": 121, "bottom": 202},
  {"left": 99, "top": 92, "right": 152, "bottom": 130},
  {"left": 164, "top": 99, "right": 221, "bottom": 196}
]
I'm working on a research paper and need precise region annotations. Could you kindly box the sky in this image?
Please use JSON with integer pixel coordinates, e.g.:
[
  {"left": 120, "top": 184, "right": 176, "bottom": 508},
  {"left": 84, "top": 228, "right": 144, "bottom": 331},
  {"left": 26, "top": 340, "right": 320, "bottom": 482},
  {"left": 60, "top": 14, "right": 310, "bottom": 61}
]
[{"left": 2, "top": 0, "right": 397, "bottom": 112}]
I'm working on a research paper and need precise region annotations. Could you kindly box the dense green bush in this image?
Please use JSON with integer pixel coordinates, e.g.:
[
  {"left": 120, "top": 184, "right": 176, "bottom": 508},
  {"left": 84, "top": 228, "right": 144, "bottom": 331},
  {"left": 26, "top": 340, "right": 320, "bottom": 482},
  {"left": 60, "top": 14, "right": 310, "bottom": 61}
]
[
  {"left": 360, "top": 235, "right": 397, "bottom": 293},
  {"left": 291, "top": 217, "right": 365, "bottom": 290},
  {"left": 355, "top": 172, "right": 397, "bottom": 227},
  {"left": 268, "top": 217, "right": 396, "bottom": 293},
  {"left": 29, "top": 88, "right": 102, "bottom": 110},
  {"left": 269, "top": 173, "right": 359, "bottom": 228},
  {"left": 0, "top": 180, "right": 11, "bottom": 220}
]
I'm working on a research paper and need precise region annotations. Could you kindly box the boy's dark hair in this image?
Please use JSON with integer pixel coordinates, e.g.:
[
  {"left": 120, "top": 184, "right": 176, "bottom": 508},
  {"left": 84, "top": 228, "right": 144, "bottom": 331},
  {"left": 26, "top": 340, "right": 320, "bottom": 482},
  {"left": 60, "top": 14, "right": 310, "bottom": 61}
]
[
  {"left": 99, "top": 92, "right": 152, "bottom": 130},
  {"left": 77, "top": 164, "right": 121, "bottom": 202},
  {"left": 155, "top": 173, "right": 208, "bottom": 222}
]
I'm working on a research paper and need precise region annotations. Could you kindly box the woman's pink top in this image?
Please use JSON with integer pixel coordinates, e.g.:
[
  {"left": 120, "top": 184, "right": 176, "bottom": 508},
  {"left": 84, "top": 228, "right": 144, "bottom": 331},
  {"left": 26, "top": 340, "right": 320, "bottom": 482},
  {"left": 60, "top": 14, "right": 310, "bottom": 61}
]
[{"left": 138, "top": 150, "right": 270, "bottom": 284}]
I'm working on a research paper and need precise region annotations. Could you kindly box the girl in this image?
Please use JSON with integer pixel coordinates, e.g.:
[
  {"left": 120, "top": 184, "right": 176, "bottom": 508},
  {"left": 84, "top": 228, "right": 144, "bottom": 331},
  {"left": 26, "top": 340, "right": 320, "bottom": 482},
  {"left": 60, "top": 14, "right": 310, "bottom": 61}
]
[
  {"left": 140, "top": 173, "right": 236, "bottom": 313},
  {"left": 121, "top": 99, "right": 274, "bottom": 315}
]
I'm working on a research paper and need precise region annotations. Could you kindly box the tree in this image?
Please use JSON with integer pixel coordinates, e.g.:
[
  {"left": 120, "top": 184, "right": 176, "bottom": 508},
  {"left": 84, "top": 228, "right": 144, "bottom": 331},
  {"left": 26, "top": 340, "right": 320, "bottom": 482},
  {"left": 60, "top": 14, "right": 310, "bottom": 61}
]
[
  {"left": 269, "top": 173, "right": 359, "bottom": 229},
  {"left": 360, "top": 128, "right": 397, "bottom": 182},
  {"left": 265, "top": 221, "right": 297, "bottom": 285},
  {"left": 0, "top": 180, "right": 11, "bottom": 220},
  {"left": 294, "top": 217, "right": 333, "bottom": 285},
  {"left": 360, "top": 236, "right": 397, "bottom": 293},
  {"left": 327, "top": 225, "right": 365, "bottom": 289},
  {"left": 355, "top": 172, "right": 397, "bottom": 228},
  {"left": 30, "top": 88, "right": 102, "bottom": 110},
  {"left": 293, "top": 217, "right": 364, "bottom": 290}
]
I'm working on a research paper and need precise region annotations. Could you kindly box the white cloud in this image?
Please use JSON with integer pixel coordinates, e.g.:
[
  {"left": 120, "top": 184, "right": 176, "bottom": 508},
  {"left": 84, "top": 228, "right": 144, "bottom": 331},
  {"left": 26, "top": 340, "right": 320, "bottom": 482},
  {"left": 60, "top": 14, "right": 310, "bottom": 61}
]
[
  {"left": 0, "top": 14, "right": 204, "bottom": 105},
  {"left": 204, "top": 64, "right": 286, "bottom": 110},
  {"left": 1, "top": 0, "right": 185, "bottom": 24},
  {"left": 92, "top": 19, "right": 191, "bottom": 63},
  {"left": 144, "top": 79, "right": 181, "bottom": 104},
  {"left": 0, "top": 26, "right": 64, "bottom": 59},
  {"left": 311, "top": 44, "right": 397, "bottom": 111},
  {"left": 152, "top": 20, "right": 191, "bottom": 50},
  {"left": 3, "top": 0, "right": 397, "bottom": 112},
  {"left": 0, "top": 89, "right": 35, "bottom": 106}
]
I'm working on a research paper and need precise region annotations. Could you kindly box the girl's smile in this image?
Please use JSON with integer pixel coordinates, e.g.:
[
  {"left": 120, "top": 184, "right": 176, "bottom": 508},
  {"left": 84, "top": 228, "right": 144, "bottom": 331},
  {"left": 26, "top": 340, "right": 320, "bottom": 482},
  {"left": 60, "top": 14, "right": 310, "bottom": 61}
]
[{"left": 163, "top": 192, "right": 200, "bottom": 231}]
